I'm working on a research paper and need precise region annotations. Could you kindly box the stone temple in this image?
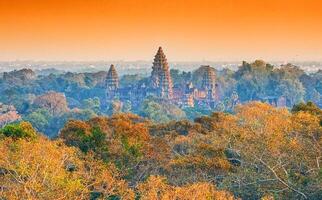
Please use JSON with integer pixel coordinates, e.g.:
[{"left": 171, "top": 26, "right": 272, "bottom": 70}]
[
  {"left": 106, "top": 64, "right": 119, "bottom": 101},
  {"left": 150, "top": 47, "right": 173, "bottom": 99},
  {"left": 201, "top": 65, "right": 216, "bottom": 101},
  {"left": 105, "top": 47, "right": 217, "bottom": 108}
]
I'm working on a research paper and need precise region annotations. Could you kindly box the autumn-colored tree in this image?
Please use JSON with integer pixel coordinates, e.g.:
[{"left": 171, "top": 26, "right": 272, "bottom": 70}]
[
  {"left": 218, "top": 102, "right": 321, "bottom": 199},
  {"left": 164, "top": 130, "right": 231, "bottom": 185},
  {"left": 147, "top": 119, "right": 232, "bottom": 186},
  {"left": 59, "top": 114, "right": 159, "bottom": 185},
  {"left": 0, "top": 123, "right": 134, "bottom": 200},
  {"left": 138, "top": 175, "right": 236, "bottom": 200},
  {"left": 292, "top": 101, "right": 322, "bottom": 125},
  {"left": 1, "top": 102, "right": 320, "bottom": 200}
]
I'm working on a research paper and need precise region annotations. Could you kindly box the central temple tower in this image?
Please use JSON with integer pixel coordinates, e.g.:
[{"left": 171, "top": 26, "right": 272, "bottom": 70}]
[
  {"left": 201, "top": 65, "right": 216, "bottom": 101},
  {"left": 106, "top": 64, "right": 119, "bottom": 101},
  {"left": 150, "top": 47, "right": 173, "bottom": 99}
]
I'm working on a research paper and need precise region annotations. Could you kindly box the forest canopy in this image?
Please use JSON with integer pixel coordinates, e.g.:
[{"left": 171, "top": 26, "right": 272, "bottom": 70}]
[
  {"left": 0, "top": 102, "right": 321, "bottom": 200},
  {"left": 1, "top": 61, "right": 322, "bottom": 137}
]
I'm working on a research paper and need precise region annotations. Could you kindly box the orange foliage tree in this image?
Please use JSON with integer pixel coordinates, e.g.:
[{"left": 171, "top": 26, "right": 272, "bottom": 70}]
[
  {"left": 59, "top": 113, "right": 163, "bottom": 185},
  {"left": 138, "top": 175, "right": 237, "bottom": 200},
  {"left": 218, "top": 102, "right": 321, "bottom": 199},
  {"left": 0, "top": 122, "right": 134, "bottom": 200}
]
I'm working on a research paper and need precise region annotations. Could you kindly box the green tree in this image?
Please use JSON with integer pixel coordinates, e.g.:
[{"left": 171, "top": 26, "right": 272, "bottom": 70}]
[
  {"left": 24, "top": 108, "right": 51, "bottom": 133},
  {"left": 82, "top": 97, "right": 101, "bottom": 113},
  {"left": 0, "top": 121, "right": 37, "bottom": 140},
  {"left": 140, "top": 98, "right": 186, "bottom": 123},
  {"left": 276, "top": 78, "right": 305, "bottom": 106}
]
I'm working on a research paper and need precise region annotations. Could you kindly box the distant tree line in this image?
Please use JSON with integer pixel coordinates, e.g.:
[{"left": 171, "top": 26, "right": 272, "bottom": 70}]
[{"left": 0, "top": 60, "right": 321, "bottom": 136}]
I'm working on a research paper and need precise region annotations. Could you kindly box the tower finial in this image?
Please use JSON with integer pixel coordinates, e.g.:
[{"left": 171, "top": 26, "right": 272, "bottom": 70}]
[
  {"left": 106, "top": 64, "right": 119, "bottom": 89},
  {"left": 157, "top": 46, "right": 163, "bottom": 54},
  {"left": 106, "top": 64, "right": 119, "bottom": 102},
  {"left": 110, "top": 64, "right": 116, "bottom": 70}
]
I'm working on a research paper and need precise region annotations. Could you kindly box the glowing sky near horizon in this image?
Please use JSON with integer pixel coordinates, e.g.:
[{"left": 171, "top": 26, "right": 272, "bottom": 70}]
[{"left": 0, "top": 0, "right": 322, "bottom": 61}]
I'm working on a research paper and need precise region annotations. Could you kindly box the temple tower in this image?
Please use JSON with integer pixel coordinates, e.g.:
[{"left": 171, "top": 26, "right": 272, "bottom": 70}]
[
  {"left": 150, "top": 47, "right": 173, "bottom": 99},
  {"left": 201, "top": 65, "right": 216, "bottom": 101},
  {"left": 106, "top": 64, "right": 119, "bottom": 101}
]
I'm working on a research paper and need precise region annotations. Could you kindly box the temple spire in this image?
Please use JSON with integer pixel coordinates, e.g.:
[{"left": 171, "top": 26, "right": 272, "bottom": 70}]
[
  {"left": 150, "top": 47, "right": 173, "bottom": 99},
  {"left": 107, "top": 64, "right": 119, "bottom": 89},
  {"left": 201, "top": 65, "right": 216, "bottom": 101},
  {"left": 106, "top": 64, "right": 119, "bottom": 101}
]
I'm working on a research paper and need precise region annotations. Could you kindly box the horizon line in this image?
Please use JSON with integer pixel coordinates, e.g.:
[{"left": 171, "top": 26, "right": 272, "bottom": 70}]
[{"left": 1, "top": 59, "right": 322, "bottom": 63}]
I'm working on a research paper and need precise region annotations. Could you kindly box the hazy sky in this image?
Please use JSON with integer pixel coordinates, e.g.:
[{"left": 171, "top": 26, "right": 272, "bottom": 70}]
[{"left": 1, "top": 0, "right": 322, "bottom": 61}]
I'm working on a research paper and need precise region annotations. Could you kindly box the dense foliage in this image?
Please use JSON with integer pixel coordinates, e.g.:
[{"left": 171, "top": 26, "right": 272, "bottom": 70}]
[
  {"left": 0, "top": 61, "right": 322, "bottom": 137},
  {"left": 0, "top": 102, "right": 321, "bottom": 199}
]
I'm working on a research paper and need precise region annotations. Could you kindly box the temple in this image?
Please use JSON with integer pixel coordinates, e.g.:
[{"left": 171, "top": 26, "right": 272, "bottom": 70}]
[
  {"left": 201, "top": 65, "right": 217, "bottom": 106},
  {"left": 106, "top": 64, "right": 119, "bottom": 101},
  {"left": 150, "top": 47, "right": 173, "bottom": 99},
  {"left": 105, "top": 47, "right": 217, "bottom": 109}
]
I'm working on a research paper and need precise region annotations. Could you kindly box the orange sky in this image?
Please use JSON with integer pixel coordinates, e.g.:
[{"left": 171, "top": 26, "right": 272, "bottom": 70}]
[{"left": 0, "top": 0, "right": 322, "bottom": 61}]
